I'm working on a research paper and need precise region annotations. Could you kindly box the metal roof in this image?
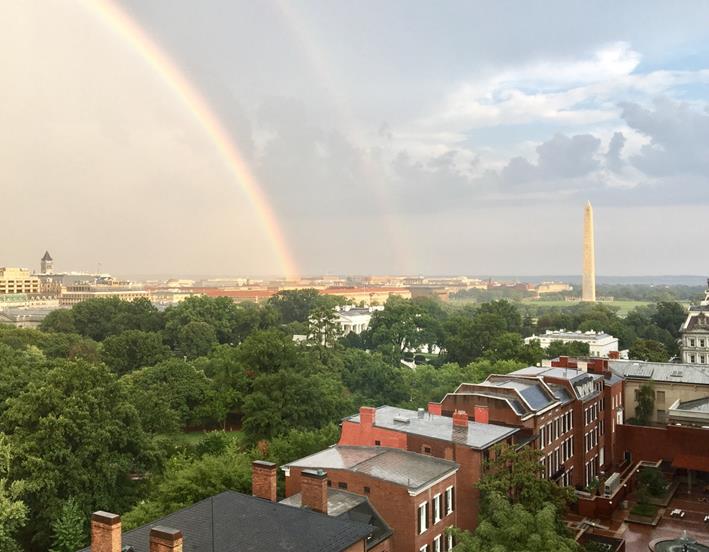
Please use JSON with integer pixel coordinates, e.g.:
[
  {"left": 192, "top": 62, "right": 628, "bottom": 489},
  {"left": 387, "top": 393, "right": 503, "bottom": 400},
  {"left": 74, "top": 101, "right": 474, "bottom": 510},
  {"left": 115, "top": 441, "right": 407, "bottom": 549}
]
[
  {"left": 610, "top": 360, "right": 709, "bottom": 385},
  {"left": 344, "top": 406, "right": 519, "bottom": 450},
  {"left": 284, "top": 446, "right": 458, "bottom": 492}
]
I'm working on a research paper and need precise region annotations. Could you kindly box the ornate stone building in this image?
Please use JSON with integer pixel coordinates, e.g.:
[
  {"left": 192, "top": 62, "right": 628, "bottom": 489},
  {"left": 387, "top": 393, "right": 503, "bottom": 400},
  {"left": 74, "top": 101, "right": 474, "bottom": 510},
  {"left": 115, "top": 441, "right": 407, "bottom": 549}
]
[{"left": 679, "top": 279, "right": 709, "bottom": 364}]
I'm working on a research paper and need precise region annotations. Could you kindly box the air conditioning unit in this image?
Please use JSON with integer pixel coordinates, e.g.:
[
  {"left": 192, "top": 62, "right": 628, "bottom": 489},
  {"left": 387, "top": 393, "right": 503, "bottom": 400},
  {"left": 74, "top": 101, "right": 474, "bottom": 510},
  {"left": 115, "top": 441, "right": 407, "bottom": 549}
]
[{"left": 604, "top": 472, "right": 621, "bottom": 497}]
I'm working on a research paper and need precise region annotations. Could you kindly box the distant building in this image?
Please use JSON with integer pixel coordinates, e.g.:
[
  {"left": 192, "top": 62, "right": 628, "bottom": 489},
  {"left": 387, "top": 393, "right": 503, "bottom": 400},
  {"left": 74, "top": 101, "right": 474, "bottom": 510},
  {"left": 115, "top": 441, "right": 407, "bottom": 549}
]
[
  {"left": 59, "top": 284, "right": 148, "bottom": 306},
  {"left": 40, "top": 250, "right": 53, "bottom": 274},
  {"left": 679, "top": 278, "right": 709, "bottom": 364},
  {"left": 524, "top": 330, "right": 620, "bottom": 358},
  {"left": 0, "top": 307, "right": 56, "bottom": 328},
  {"left": 609, "top": 359, "right": 709, "bottom": 424},
  {"left": 535, "top": 282, "right": 573, "bottom": 294},
  {"left": 335, "top": 306, "right": 380, "bottom": 335},
  {"left": 667, "top": 397, "right": 709, "bottom": 428},
  {"left": 0, "top": 267, "right": 40, "bottom": 295}
]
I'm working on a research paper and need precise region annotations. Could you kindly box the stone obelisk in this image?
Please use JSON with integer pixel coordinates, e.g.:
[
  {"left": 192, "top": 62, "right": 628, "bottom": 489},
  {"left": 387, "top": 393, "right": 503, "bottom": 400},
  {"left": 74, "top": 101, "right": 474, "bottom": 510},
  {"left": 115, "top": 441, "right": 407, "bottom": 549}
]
[{"left": 582, "top": 201, "right": 596, "bottom": 302}]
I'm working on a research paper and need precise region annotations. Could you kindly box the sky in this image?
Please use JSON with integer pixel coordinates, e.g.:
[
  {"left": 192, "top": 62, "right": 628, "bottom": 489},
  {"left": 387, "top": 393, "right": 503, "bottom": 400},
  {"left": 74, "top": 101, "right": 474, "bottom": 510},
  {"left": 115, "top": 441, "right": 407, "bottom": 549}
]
[{"left": 2, "top": 0, "right": 709, "bottom": 277}]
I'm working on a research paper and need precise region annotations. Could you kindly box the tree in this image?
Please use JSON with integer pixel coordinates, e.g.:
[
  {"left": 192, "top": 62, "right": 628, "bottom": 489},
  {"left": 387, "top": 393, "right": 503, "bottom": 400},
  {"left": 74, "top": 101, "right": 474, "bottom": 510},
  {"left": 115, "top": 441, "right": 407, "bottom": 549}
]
[
  {"left": 49, "top": 498, "right": 86, "bottom": 552},
  {"left": 70, "top": 297, "right": 163, "bottom": 341},
  {"left": 339, "top": 349, "right": 408, "bottom": 406},
  {"left": 39, "top": 309, "right": 76, "bottom": 334},
  {"left": 176, "top": 321, "right": 218, "bottom": 359},
  {"left": 122, "top": 359, "right": 222, "bottom": 433},
  {"left": 0, "top": 360, "right": 151, "bottom": 549},
  {"left": 545, "top": 340, "right": 590, "bottom": 359},
  {"left": 635, "top": 383, "right": 655, "bottom": 425},
  {"left": 268, "top": 289, "right": 346, "bottom": 324},
  {"left": 629, "top": 339, "right": 669, "bottom": 362},
  {"left": 651, "top": 302, "right": 687, "bottom": 338},
  {"left": 242, "top": 369, "right": 350, "bottom": 443},
  {"left": 443, "top": 310, "right": 507, "bottom": 365},
  {"left": 477, "top": 443, "right": 574, "bottom": 515},
  {"left": 0, "top": 434, "right": 27, "bottom": 552},
  {"left": 101, "top": 330, "right": 171, "bottom": 375},
  {"left": 366, "top": 296, "right": 429, "bottom": 356},
  {"left": 122, "top": 448, "right": 252, "bottom": 530},
  {"left": 451, "top": 492, "right": 579, "bottom": 552}
]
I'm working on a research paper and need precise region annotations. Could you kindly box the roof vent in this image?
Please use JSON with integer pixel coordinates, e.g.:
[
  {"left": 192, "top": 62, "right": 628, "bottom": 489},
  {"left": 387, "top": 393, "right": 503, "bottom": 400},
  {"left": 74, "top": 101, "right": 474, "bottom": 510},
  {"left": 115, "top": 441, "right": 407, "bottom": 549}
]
[
  {"left": 670, "top": 370, "right": 683, "bottom": 377},
  {"left": 393, "top": 415, "right": 410, "bottom": 424}
]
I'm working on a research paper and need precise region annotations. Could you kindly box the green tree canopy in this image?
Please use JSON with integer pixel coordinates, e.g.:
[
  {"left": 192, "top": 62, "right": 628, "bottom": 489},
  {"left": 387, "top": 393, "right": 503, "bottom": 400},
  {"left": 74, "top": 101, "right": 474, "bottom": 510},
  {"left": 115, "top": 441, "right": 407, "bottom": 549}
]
[
  {"left": 49, "top": 498, "right": 86, "bottom": 552},
  {"left": 635, "top": 383, "right": 655, "bottom": 425},
  {"left": 629, "top": 339, "right": 670, "bottom": 362},
  {"left": 100, "top": 330, "right": 171, "bottom": 375},
  {"left": 0, "top": 361, "right": 151, "bottom": 549}
]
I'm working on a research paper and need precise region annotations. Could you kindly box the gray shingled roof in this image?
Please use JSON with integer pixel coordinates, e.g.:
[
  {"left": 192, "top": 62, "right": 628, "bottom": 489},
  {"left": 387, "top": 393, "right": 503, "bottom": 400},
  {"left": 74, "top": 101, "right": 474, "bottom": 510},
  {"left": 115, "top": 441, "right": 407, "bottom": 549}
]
[
  {"left": 284, "top": 446, "right": 458, "bottom": 492},
  {"left": 78, "top": 491, "right": 372, "bottom": 552},
  {"left": 610, "top": 360, "right": 709, "bottom": 385},
  {"left": 344, "top": 406, "right": 518, "bottom": 450},
  {"left": 280, "top": 489, "right": 392, "bottom": 548}
]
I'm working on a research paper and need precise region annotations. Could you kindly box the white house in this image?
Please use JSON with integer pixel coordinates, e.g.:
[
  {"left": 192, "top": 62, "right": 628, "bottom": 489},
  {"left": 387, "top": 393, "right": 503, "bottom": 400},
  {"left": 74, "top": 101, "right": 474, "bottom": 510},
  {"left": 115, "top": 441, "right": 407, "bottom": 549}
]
[{"left": 525, "top": 329, "right": 620, "bottom": 358}]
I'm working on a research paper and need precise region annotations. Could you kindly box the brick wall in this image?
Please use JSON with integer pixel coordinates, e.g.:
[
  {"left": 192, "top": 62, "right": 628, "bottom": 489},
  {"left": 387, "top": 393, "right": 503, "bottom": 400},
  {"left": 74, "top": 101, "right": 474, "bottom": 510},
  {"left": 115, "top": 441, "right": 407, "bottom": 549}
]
[{"left": 614, "top": 423, "right": 709, "bottom": 464}]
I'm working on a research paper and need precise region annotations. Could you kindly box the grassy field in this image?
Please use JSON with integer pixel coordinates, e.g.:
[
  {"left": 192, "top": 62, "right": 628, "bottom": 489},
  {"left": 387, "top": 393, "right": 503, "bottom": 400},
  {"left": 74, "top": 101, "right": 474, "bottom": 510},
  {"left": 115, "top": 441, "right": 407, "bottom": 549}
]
[{"left": 519, "top": 298, "right": 652, "bottom": 316}]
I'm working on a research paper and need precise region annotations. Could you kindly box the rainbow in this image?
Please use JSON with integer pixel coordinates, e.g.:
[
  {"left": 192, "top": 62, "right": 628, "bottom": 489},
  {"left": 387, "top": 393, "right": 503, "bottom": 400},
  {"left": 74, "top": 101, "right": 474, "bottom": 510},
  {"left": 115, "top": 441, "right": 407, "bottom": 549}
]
[{"left": 83, "top": 0, "right": 298, "bottom": 279}]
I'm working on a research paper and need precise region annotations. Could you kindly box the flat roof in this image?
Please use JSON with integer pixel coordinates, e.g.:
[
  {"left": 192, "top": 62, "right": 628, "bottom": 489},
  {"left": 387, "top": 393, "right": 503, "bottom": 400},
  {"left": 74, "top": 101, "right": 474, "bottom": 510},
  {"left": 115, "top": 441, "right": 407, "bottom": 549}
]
[
  {"left": 610, "top": 360, "right": 709, "bottom": 385},
  {"left": 345, "top": 405, "right": 519, "bottom": 450},
  {"left": 284, "top": 446, "right": 458, "bottom": 493}
]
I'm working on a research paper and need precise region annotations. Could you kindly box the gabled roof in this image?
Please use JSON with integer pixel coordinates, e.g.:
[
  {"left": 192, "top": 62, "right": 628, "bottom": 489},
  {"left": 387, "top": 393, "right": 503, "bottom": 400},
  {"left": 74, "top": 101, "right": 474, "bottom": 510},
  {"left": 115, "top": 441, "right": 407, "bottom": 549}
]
[
  {"left": 284, "top": 446, "right": 458, "bottom": 493},
  {"left": 344, "top": 406, "right": 519, "bottom": 450},
  {"left": 78, "top": 491, "right": 372, "bottom": 552}
]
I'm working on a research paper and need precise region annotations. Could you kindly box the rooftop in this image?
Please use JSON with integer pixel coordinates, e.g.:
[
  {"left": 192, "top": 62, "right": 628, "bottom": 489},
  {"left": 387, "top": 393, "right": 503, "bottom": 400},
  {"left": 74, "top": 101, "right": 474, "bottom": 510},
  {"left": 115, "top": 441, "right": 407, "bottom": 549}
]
[
  {"left": 280, "top": 489, "right": 392, "bottom": 548},
  {"left": 531, "top": 330, "right": 616, "bottom": 342},
  {"left": 284, "top": 446, "right": 458, "bottom": 493},
  {"left": 346, "top": 405, "right": 518, "bottom": 450},
  {"left": 79, "top": 491, "right": 373, "bottom": 552},
  {"left": 610, "top": 360, "right": 709, "bottom": 386}
]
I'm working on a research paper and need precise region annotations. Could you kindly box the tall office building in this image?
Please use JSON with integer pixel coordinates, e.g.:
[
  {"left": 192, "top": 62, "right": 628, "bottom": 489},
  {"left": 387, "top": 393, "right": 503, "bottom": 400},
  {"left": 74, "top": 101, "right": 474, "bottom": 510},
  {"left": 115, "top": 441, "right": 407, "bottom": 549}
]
[{"left": 582, "top": 201, "right": 596, "bottom": 302}]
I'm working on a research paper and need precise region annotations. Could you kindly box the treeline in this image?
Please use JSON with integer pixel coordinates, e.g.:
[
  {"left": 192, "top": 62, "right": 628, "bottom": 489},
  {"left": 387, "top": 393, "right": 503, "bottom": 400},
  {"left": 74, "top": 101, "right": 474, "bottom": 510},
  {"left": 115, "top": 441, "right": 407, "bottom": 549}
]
[{"left": 0, "top": 291, "right": 688, "bottom": 550}]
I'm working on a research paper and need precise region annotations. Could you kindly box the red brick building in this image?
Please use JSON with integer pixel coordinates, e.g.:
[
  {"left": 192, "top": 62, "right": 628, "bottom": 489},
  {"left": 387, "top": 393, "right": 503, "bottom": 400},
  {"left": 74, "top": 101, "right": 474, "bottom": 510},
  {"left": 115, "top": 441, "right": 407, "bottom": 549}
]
[
  {"left": 336, "top": 405, "right": 519, "bottom": 533},
  {"left": 283, "top": 446, "right": 458, "bottom": 552},
  {"left": 435, "top": 362, "right": 623, "bottom": 490}
]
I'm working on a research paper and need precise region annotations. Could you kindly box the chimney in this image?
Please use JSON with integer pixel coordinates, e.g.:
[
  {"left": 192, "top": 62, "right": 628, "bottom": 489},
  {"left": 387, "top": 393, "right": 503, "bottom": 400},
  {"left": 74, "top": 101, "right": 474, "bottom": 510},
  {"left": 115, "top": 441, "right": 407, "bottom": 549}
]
[
  {"left": 301, "top": 469, "right": 328, "bottom": 514},
  {"left": 149, "top": 526, "right": 183, "bottom": 552},
  {"left": 359, "top": 406, "right": 376, "bottom": 428},
  {"left": 452, "top": 410, "right": 468, "bottom": 428},
  {"left": 91, "top": 511, "right": 121, "bottom": 552},
  {"left": 474, "top": 405, "right": 489, "bottom": 424},
  {"left": 427, "top": 402, "right": 442, "bottom": 416},
  {"left": 252, "top": 460, "right": 278, "bottom": 502}
]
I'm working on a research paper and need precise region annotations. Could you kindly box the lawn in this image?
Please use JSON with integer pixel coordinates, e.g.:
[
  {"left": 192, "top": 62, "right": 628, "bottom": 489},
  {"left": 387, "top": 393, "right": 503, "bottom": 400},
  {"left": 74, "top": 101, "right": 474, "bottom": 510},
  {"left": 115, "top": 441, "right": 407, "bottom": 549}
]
[{"left": 519, "top": 298, "right": 652, "bottom": 316}]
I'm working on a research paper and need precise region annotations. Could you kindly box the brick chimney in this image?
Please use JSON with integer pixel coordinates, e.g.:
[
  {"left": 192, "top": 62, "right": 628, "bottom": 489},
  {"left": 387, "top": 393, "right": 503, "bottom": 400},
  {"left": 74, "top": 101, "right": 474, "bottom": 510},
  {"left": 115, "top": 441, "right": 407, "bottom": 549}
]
[
  {"left": 427, "top": 402, "right": 442, "bottom": 416},
  {"left": 149, "top": 526, "right": 183, "bottom": 552},
  {"left": 91, "top": 511, "right": 121, "bottom": 552},
  {"left": 452, "top": 410, "right": 468, "bottom": 428},
  {"left": 252, "top": 460, "right": 278, "bottom": 502},
  {"left": 359, "top": 406, "right": 376, "bottom": 428},
  {"left": 474, "top": 405, "right": 489, "bottom": 424},
  {"left": 301, "top": 469, "right": 328, "bottom": 514}
]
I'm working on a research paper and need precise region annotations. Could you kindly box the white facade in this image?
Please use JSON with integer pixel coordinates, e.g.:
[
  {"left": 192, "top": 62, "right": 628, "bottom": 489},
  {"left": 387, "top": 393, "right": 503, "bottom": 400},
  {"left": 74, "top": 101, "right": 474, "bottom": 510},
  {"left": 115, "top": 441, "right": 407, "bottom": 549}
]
[
  {"left": 679, "top": 279, "right": 709, "bottom": 364},
  {"left": 525, "top": 330, "right": 619, "bottom": 357},
  {"left": 335, "top": 306, "right": 382, "bottom": 335}
]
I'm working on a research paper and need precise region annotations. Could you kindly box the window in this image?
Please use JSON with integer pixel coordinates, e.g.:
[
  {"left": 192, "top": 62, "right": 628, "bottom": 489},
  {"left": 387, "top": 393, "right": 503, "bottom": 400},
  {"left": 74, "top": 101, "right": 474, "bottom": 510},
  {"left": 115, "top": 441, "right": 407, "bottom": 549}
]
[
  {"left": 364, "top": 486, "right": 370, "bottom": 495},
  {"left": 374, "top": 440, "right": 381, "bottom": 446},
  {"left": 690, "top": 338, "right": 696, "bottom": 347},
  {"left": 338, "top": 482, "right": 348, "bottom": 490},
  {"left": 657, "top": 409, "right": 666, "bottom": 422},
  {"left": 691, "top": 355, "right": 696, "bottom": 363},
  {"left": 420, "top": 546, "right": 429, "bottom": 552},
  {"left": 445, "top": 486, "right": 454, "bottom": 515},
  {"left": 423, "top": 445, "right": 432, "bottom": 454},
  {"left": 418, "top": 502, "right": 429, "bottom": 534},
  {"left": 447, "top": 530, "right": 454, "bottom": 551},
  {"left": 327, "top": 480, "right": 332, "bottom": 487},
  {"left": 433, "top": 494, "right": 442, "bottom": 523},
  {"left": 656, "top": 390, "right": 665, "bottom": 402},
  {"left": 433, "top": 535, "right": 442, "bottom": 552}
]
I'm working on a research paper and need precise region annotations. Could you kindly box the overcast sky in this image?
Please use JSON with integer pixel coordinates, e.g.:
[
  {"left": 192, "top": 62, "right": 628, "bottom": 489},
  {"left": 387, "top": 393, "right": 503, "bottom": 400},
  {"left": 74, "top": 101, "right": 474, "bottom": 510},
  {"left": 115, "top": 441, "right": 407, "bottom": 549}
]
[{"left": 2, "top": 1, "right": 709, "bottom": 277}]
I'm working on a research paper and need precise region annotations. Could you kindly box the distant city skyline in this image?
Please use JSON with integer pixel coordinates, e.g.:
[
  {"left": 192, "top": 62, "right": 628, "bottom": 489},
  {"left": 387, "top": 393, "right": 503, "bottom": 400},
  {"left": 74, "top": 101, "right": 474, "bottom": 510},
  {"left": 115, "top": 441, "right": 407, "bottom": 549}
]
[{"left": 2, "top": 1, "right": 709, "bottom": 275}]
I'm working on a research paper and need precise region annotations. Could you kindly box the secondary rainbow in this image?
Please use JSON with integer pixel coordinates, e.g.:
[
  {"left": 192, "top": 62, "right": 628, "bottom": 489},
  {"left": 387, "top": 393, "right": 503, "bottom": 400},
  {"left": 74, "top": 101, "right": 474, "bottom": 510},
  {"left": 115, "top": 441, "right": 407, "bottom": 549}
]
[{"left": 84, "top": 0, "right": 298, "bottom": 279}]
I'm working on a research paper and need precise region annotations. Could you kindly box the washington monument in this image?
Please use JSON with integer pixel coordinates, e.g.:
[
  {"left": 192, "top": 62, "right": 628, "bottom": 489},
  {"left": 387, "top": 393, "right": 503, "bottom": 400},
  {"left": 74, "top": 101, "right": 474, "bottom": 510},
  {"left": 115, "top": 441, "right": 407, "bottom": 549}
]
[{"left": 582, "top": 201, "right": 596, "bottom": 302}]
